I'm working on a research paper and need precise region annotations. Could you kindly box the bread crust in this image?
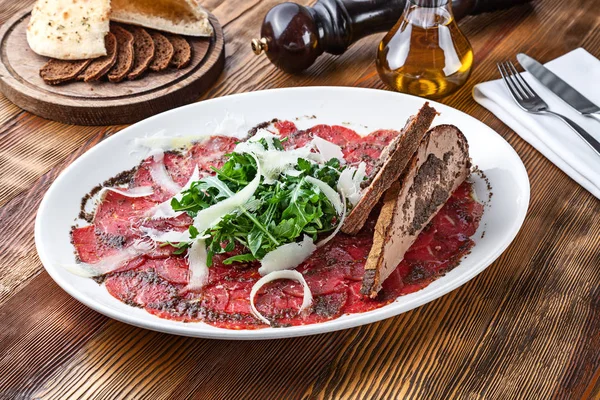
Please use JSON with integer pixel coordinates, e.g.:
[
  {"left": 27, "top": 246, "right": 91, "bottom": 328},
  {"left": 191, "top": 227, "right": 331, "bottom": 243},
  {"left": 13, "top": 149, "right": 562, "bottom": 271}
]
[
  {"left": 149, "top": 31, "right": 175, "bottom": 72},
  {"left": 341, "top": 103, "right": 437, "bottom": 235},
  {"left": 40, "top": 59, "right": 93, "bottom": 85},
  {"left": 167, "top": 35, "right": 192, "bottom": 69},
  {"left": 126, "top": 26, "right": 155, "bottom": 80},
  {"left": 107, "top": 25, "right": 135, "bottom": 83},
  {"left": 81, "top": 32, "right": 118, "bottom": 82}
]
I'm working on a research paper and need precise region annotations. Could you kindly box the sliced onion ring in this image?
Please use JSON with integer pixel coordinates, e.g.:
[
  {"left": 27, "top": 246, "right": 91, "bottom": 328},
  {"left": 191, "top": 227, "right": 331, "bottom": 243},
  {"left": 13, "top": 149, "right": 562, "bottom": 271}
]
[{"left": 250, "top": 270, "right": 313, "bottom": 325}]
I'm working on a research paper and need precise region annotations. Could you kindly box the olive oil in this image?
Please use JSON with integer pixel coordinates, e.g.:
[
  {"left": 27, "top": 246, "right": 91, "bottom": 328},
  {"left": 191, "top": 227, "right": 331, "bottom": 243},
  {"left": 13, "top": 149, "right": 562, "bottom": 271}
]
[{"left": 376, "top": 0, "right": 473, "bottom": 99}]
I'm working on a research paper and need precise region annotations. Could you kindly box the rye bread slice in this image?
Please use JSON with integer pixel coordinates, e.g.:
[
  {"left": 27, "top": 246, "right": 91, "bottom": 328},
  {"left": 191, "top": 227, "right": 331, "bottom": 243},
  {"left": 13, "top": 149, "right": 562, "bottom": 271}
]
[
  {"left": 108, "top": 25, "right": 135, "bottom": 83},
  {"left": 361, "top": 125, "right": 471, "bottom": 298},
  {"left": 167, "top": 34, "right": 192, "bottom": 69},
  {"left": 149, "top": 31, "right": 175, "bottom": 72},
  {"left": 341, "top": 103, "right": 437, "bottom": 235},
  {"left": 40, "top": 59, "right": 93, "bottom": 85},
  {"left": 127, "top": 26, "right": 155, "bottom": 80},
  {"left": 79, "top": 32, "right": 118, "bottom": 82}
]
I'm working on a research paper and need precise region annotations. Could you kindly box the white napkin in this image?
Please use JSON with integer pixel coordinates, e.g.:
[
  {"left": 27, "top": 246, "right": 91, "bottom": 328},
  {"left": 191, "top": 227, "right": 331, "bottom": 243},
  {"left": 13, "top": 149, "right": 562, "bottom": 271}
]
[{"left": 473, "top": 48, "right": 600, "bottom": 199}]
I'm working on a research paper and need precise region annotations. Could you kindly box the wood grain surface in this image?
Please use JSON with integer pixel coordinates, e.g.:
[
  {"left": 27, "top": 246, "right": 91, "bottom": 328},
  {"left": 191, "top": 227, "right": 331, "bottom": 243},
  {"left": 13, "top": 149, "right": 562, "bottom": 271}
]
[
  {"left": 0, "top": 9, "right": 223, "bottom": 125},
  {"left": 0, "top": 0, "right": 599, "bottom": 399}
]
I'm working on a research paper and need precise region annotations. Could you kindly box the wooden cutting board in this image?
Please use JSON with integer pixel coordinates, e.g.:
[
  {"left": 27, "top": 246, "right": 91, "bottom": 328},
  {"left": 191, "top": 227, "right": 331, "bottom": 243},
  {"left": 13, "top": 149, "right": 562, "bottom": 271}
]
[{"left": 0, "top": 8, "right": 224, "bottom": 126}]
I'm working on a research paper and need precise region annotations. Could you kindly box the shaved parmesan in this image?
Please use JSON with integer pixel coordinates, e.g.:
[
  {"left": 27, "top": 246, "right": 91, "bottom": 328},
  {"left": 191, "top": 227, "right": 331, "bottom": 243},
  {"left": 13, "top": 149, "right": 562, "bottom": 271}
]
[
  {"left": 305, "top": 176, "right": 344, "bottom": 215},
  {"left": 250, "top": 270, "right": 313, "bottom": 325},
  {"left": 258, "top": 235, "right": 316, "bottom": 276},
  {"left": 312, "top": 136, "right": 345, "bottom": 163},
  {"left": 133, "top": 133, "right": 209, "bottom": 153},
  {"left": 139, "top": 226, "right": 193, "bottom": 243},
  {"left": 337, "top": 162, "right": 366, "bottom": 206},
  {"left": 185, "top": 239, "right": 210, "bottom": 291},
  {"left": 63, "top": 240, "right": 154, "bottom": 278},
  {"left": 248, "top": 129, "right": 279, "bottom": 148},
  {"left": 209, "top": 113, "right": 247, "bottom": 137},
  {"left": 100, "top": 186, "right": 154, "bottom": 199},
  {"left": 147, "top": 166, "right": 200, "bottom": 219},
  {"left": 316, "top": 190, "right": 347, "bottom": 247},
  {"left": 133, "top": 113, "right": 247, "bottom": 154},
  {"left": 149, "top": 151, "right": 182, "bottom": 194},
  {"left": 235, "top": 132, "right": 313, "bottom": 184}
]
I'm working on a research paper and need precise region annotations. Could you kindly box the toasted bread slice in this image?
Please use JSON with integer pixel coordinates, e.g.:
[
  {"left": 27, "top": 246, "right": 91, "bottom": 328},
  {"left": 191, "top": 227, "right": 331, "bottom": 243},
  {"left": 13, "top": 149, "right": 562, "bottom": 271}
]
[
  {"left": 149, "top": 31, "right": 175, "bottom": 72},
  {"left": 40, "top": 59, "right": 92, "bottom": 85},
  {"left": 127, "top": 26, "right": 155, "bottom": 80},
  {"left": 167, "top": 35, "right": 192, "bottom": 69},
  {"left": 341, "top": 103, "right": 437, "bottom": 235},
  {"left": 110, "top": 0, "right": 213, "bottom": 37},
  {"left": 79, "top": 32, "right": 118, "bottom": 82},
  {"left": 108, "top": 25, "right": 135, "bottom": 83},
  {"left": 361, "top": 125, "right": 471, "bottom": 298}
]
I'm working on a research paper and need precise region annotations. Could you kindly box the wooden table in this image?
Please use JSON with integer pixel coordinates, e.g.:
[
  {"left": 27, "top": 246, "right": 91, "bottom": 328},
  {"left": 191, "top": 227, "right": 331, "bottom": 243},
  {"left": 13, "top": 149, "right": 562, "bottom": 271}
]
[{"left": 1, "top": 0, "right": 598, "bottom": 398}]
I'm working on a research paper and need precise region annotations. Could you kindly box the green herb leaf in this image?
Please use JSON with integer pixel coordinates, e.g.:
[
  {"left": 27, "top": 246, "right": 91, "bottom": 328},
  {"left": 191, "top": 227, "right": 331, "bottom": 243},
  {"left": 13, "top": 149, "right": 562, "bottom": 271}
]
[{"left": 222, "top": 253, "right": 257, "bottom": 265}]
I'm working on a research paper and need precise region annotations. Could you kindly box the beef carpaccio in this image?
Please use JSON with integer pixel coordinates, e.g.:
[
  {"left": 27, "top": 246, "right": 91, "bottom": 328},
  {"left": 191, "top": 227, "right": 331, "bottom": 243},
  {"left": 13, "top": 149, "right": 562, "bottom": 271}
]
[{"left": 71, "top": 121, "right": 483, "bottom": 329}]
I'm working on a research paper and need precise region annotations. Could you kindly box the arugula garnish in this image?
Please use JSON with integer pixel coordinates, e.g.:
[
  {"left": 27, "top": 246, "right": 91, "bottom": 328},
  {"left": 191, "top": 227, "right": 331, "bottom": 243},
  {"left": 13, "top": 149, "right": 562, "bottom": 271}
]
[{"left": 170, "top": 152, "right": 344, "bottom": 265}]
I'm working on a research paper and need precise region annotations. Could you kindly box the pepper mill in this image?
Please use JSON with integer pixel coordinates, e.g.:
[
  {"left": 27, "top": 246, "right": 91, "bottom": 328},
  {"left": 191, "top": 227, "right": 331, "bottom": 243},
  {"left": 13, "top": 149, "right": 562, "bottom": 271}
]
[{"left": 251, "top": 0, "right": 531, "bottom": 73}]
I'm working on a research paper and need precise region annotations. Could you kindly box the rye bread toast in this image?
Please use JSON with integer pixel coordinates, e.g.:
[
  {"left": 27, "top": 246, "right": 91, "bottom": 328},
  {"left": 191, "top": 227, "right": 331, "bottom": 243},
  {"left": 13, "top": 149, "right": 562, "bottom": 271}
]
[
  {"left": 79, "top": 32, "right": 118, "bottom": 82},
  {"left": 361, "top": 124, "right": 471, "bottom": 298},
  {"left": 341, "top": 103, "right": 437, "bottom": 235},
  {"left": 127, "top": 26, "right": 155, "bottom": 80},
  {"left": 149, "top": 31, "right": 175, "bottom": 72},
  {"left": 107, "top": 25, "right": 135, "bottom": 83},
  {"left": 40, "top": 59, "right": 93, "bottom": 85},
  {"left": 167, "top": 34, "right": 192, "bottom": 69}
]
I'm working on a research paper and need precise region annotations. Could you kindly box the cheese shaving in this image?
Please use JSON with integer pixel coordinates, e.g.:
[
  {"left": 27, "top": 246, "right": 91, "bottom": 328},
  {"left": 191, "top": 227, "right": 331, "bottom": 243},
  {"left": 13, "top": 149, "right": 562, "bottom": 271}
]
[
  {"left": 149, "top": 151, "right": 182, "bottom": 194},
  {"left": 147, "top": 166, "right": 200, "bottom": 219},
  {"left": 250, "top": 270, "right": 313, "bottom": 325},
  {"left": 133, "top": 130, "right": 210, "bottom": 152},
  {"left": 185, "top": 239, "right": 210, "bottom": 291},
  {"left": 258, "top": 235, "right": 316, "bottom": 276},
  {"left": 305, "top": 176, "right": 344, "bottom": 215},
  {"left": 316, "top": 190, "right": 347, "bottom": 248},
  {"left": 312, "top": 136, "right": 345, "bottom": 163},
  {"left": 63, "top": 240, "right": 154, "bottom": 278},
  {"left": 235, "top": 131, "right": 313, "bottom": 184},
  {"left": 100, "top": 186, "right": 154, "bottom": 199},
  {"left": 208, "top": 112, "right": 247, "bottom": 137},
  {"left": 337, "top": 162, "right": 366, "bottom": 206},
  {"left": 139, "top": 226, "right": 193, "bottom": 243}
]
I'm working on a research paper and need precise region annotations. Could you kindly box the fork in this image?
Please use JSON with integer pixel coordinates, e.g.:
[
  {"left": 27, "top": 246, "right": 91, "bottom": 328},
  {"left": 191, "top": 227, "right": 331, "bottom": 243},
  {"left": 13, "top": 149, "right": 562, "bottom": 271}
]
[{"left": 497, "top": 60, "right": 600, "bottom": 157}]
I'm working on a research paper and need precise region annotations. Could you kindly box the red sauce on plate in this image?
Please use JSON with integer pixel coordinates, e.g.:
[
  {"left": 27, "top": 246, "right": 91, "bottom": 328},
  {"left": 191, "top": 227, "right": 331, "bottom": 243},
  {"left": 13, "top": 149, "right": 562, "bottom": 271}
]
[{"left": 72, "top": 122, "right": 483, "bottom": 329}]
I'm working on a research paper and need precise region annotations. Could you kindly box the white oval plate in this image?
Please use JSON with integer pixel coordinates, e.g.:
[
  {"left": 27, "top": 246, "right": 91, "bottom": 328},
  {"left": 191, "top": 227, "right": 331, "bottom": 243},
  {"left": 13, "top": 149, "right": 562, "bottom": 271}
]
[{"left": 35, "top": 87, "right": 529, "bottom": 340}]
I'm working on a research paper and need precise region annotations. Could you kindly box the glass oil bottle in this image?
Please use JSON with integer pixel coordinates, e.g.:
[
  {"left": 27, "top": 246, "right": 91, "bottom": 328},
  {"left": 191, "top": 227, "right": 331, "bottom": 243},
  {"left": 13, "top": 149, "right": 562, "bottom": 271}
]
[{"left": 376, "top": 0, "right": 473, "bottom": 99}]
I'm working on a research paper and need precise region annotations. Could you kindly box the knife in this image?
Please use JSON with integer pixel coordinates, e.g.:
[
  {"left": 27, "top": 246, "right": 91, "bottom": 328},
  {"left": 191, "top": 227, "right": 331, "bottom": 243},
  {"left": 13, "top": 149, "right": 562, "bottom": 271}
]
[{"left": 517, "top": 53, "right": 600, "bottom": 122}]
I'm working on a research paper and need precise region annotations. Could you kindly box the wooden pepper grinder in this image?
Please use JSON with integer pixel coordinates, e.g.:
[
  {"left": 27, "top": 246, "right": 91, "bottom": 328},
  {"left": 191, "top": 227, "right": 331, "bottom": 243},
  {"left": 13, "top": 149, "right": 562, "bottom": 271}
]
[{"left": 251, "top": 0, "right": 531, "bottom": 73}]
